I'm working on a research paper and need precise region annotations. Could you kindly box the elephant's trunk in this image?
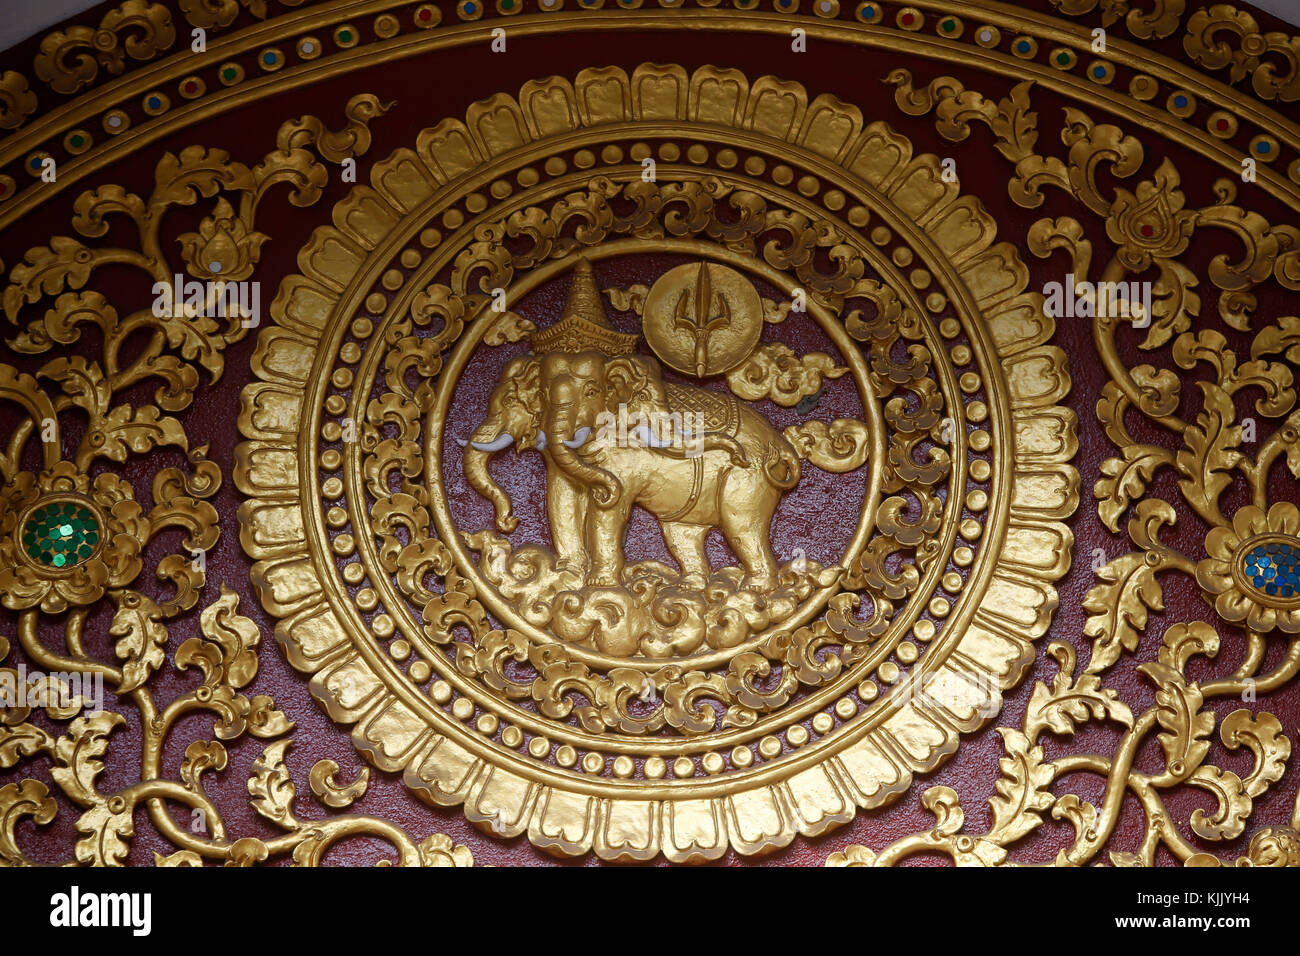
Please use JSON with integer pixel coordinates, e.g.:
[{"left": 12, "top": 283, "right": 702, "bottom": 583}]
[
  {"left": 462, "top": 415, "right": 518, "bottom": 533},
  {"left": 545, "top": 402, "right": 622, "bottom": 509}
]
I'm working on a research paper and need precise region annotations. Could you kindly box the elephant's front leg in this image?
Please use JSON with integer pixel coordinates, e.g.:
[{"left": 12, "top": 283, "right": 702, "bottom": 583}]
[
  {"left": 546, "top": 466, "right": 589, "bottom": 576},
  {"left": 661, "top": 522, "right": 710, "bottom": 589},
  {"left": 586, "top": 496, "right": 633, "bottom": 588}
]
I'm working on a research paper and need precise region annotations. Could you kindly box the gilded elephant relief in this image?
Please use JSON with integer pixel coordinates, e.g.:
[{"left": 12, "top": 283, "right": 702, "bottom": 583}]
[{"left": 452, "top": 258, "right": 871, "bottom": 658}]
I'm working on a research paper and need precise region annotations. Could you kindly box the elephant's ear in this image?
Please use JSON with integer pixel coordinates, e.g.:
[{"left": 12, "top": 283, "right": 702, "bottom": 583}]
[
  {"left": 502, "top": 356, "right": 544, "bottom": 449},
  {"left": 514, "top": 356, "right": 542, "bottom": 407},
  {"left": 604, "top": 355, "right": 666, "bottom": 409}
]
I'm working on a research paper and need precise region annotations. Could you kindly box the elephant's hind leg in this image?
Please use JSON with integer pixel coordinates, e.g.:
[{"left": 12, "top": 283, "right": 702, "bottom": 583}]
[
  {"left": 721, "top": 494, "right": 779, "bottom": 592},
  {"left": 661, "top": 522, "right": 710, "bottom": 588}
]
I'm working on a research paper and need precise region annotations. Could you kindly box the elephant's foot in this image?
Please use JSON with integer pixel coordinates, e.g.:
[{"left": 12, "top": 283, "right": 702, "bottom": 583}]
[
  {"left": 680, "top": 572, "right": 707, "bottom": 591},
  {"left": 557, "top": 558, "right": 589, "bottom": 578},
  {"left": 589, "top": 569, "right": 622, "bottom": 588},
  {"left": 740, "top": 572, "right": 777, "bottom": 593}
]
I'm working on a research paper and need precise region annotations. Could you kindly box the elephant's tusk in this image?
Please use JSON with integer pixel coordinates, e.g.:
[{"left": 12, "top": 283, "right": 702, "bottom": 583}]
[
  {"left": 630, "top": 423, "right": 675, "bottom": 448},
  {"left": 536, "top": 430, "right": 547, "bottom": 450},
  {"left": 457, "top": 433, "right": 515, "bottom": 451},
  {"left": 562, "top": 426, "right": 592, "bottom": 449}
]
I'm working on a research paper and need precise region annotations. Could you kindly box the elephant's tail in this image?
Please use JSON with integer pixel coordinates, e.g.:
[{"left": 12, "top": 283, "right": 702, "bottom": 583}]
[{"left": 763, "top": 440, "right": 802, "bottom": 490}]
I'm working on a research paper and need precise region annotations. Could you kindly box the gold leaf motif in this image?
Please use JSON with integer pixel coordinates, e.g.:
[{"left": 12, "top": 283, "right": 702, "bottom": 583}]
[
  {"left": 0, "top": 780, "right": 57, "bottom": 864},
  {"left": 1083, "top": 553, "right": 1164, "bottom": 674},
  {"left": 276, "top": 94, "right": 393, "bottom": 164},
  {"left": 1157, "top": 621, "right": 1221, "bottom": 673},
  {"left": 1144, "top": 258, "right": 1201, "bottom": 350},
  {"left": 309, "top": 759, "right": 370, "bottom": 809},
  {"left": 987, "top": 729, "right": 1057, "bottom": 844},
  {"left": 180, "top": 739, "right": 227, "bottom": 791},
  {"left": 74, "top": 802, "right": 134, "bottom": 866},
  {"left": 1175, "top": 382, "right": 1243, "bottom": 525},
  {"left": 196, "top": 585, "right": 260, "bottom": 689},
  {"left": 248, "top": 739, "right": 298, "bottom": 828},
  {"left": 1138, "top": 662, "right": 1215, "bottom": 778},
  {"left": 1024, "top": 642, "right": 1134, "bottom": 739},
  {"left": 50, "top": 711, "right": 125, "bottom": 806},
  {"left": 1095, "top": 445, "right": 1174, "bottom": 533},
  {"left": 154, "top": 849, "right": 204, "bottom": 866},
  {"left": 1184, "top": 5, "right": 1300, "bottom": 101},
  {"left": 1187, "top": 766, "right": 1252, "bottom": 841},
  {"left": 109, "top": 590, "right": 169, "bottom": 693},
  {"left": 1219, "top": 709, "right": 1291, "bottom": 799},
  {"left": 921, "top": 785, "right": 965, "bottom": 836},
  {"left": 418, "top": 833, "right": 475, "bottom": 867},
  {"left": 3, "top": 236, "right": 99, "bottom": 321},
  {"left": 1253, "top": 315, "right": 1300, "bottom": 365},
  {"left": 1051, "top": 794, "right": 1101, "bottom": 859},
  {"left": 826, "top": 844, "right": 877, "bottom": 867},
  {"left": 0, "top": 723, "right": 54, "bottom": 768}
]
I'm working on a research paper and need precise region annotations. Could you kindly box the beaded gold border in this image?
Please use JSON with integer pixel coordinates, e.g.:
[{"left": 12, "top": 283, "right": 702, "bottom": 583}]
[
  {"left": 3, "top": 1, "right": 1300, "bottom": 228},
  {"left": 235, "top": 63, "right": 1077, "bottom": 860}
]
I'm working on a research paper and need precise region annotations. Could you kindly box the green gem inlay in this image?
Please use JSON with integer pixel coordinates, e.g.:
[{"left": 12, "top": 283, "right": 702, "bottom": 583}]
[{"left": 21, "top": 501, "right": 99, "bottom": 569}]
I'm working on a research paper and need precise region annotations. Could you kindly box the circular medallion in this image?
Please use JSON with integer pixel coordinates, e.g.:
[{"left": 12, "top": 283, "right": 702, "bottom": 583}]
[
  {"left": 238, "top": 65, "right": 1076, "bottom": 860},
  {"left": 641, "top": 261, "right": 764, "bottom": 377}
]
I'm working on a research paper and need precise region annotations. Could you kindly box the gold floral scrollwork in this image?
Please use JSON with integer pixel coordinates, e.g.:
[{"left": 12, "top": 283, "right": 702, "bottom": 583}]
[
  {"left": 828, "top": 69, "right": 1300, "bottom": 868},
  {"left": 0, "top": 96, "right": 471, "bottom": 867},
  {"left": 0, "top": 72, "right": 38, "bottom": 131},
  {"left": 1049, "top": 0, "right": 1186, "bottom": 40},
  {"left": 10, "top": 0, "right": 1296, "bottom": 872},
  {"left": 33, "top": 0, "right": 176, "bottom": 96},
  {"left": 1185, "top": 5, "right": 1300, "bottom": 102},
  {"left": 179, "top": 0, "right": 271, "bottom": 29}
]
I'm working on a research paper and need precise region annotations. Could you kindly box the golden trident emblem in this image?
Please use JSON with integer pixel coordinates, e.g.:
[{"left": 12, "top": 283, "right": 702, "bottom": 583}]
[
  {"left": 643, "top": 260, "right": 763, "bottom": 378},
  {"left": 673, "top": 261, "right": 734, "bottom": 377}
]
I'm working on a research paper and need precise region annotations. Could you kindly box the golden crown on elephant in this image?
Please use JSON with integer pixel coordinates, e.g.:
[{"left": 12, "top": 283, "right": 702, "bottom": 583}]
[{"left": 528, "top": 256, "right": 640, "bottom": 357}]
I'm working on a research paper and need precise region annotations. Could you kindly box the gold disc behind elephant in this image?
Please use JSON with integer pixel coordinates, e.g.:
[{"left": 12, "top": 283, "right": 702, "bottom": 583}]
[{"left": 642, "top": 262, "right": 763, "bottom": 377}]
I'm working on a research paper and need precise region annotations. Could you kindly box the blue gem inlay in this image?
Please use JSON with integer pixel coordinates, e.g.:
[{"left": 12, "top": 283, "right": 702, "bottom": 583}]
[{"left": 1244, "top": 541, "right": 1300, "bottom": 599}]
